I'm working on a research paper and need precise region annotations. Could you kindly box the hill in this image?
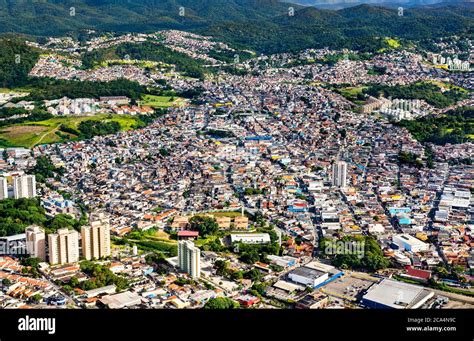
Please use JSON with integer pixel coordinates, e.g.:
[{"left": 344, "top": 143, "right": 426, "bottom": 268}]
[
  {"left": 0, "top": 1, "right": 472, "bottom": 53},
  {"left": 0, "top": 0, "right": 292, "bottom": 36},
  {"left": 204, "top": 4, "right": 474, "bottom": 53}
]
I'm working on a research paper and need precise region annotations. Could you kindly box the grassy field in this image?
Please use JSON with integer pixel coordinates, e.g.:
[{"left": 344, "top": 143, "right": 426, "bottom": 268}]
[
  {"left": 126, "top": 229, "right": 178, "bottom": 255},
  {"left": 378, "top": 37, "right": 401, "bottom": 52},
  {"left": 0, "top": 125, "right": 56, "bottom": 147},
  {"left": 336, "top": 86, "right": 367, "bottom": 105},
  {"left": 141, "top": 229, "right": 176, "bottom": 243},
  {"left": 0, "top": 114, "right": 141, "bottom": 148},
  {"left": 194, "top": 234, "right": 219, "bottom": 247},
  {"left": 139, "top": 94, "right": 186, "bottom": 108},
  {"left": 385, "top": 37, "right": 401, "bottom": 48},
  {"left": 0, "top": 88, "right": 30, "bottom": 94},
  {"left": 424, "top": 80, "right": 469, "bottom": 93}
]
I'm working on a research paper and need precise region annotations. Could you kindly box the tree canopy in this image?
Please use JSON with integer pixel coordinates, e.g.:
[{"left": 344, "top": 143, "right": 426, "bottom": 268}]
[
  {"left": 189, "top": 216, "right": 219, "bottom": 237},
  {"left": 204, "top": 297, "right": 239, "bottom": 309}
]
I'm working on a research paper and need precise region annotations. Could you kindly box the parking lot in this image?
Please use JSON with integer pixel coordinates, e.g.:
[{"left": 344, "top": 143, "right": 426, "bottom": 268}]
[{"left": 322, "top": 274, "right": 375, "bottom": 302}]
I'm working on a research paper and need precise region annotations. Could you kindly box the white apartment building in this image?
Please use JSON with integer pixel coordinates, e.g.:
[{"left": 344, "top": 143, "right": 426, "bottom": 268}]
[
  {"left": 13, "top": 174, "right": 37, "bottom": 199},
  {"left": 25, "top": 225, "right": 46, "bottom": 261},
  {"left": 178, "top": 240, "right": 201, "bottom": 279},
  {"left": 48, "top": 228, "right": 80, "bottom": 265}
]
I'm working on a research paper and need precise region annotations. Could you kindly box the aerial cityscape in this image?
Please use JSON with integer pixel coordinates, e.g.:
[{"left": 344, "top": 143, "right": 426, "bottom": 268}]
[{"left": 0, "top": 0, "right": 473, "bottom": 318}]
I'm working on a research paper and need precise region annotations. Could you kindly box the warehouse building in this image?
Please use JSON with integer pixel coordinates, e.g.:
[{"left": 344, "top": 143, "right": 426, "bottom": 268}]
[
  {"left": 392, "top": 234, "right": 429, "bottom": 252},
  {"left": 288, "top": 266, "right": 329, "bottom": 287},
  {"left": 230, "top": 233, "right": 271, "bottom": 244},
  {"left": 99, "top": 291, "right": 142, "bottom": 309},
  {"left": 361, "top": 278, "right": 434, "bottom": 309}
]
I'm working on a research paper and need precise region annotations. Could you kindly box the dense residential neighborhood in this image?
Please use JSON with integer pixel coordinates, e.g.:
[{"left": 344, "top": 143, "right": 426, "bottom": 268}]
[{"left": 0, "top": 27, "right": 473, "bottom": 312}]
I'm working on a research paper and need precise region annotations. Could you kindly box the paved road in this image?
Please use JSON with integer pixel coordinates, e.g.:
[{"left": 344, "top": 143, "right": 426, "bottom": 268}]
[{"left": 431, "top": 288, "right": 474, "bottom": 304}]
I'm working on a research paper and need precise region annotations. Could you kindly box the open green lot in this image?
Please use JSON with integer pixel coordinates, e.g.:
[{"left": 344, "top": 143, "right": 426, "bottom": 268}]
[
  {"left": 0, "top": 125, "right": 57, "bottom": 147},
  {"left": 384, "top": 37, "right": 401, "bottom": 48},
  {"left": 424, "top": 80, "right": 469, "bottom": 93},
  {"left": 139, "top": 94, "right": 186, "bottom": 108},
  {"left": 0, "top": 114, "right": 141, "bottom": 148},
  {"left": 114, "top": 228, "right": 178, "bottom": 256},
  {"left": 335, "top": 86, "right": 368, "bottom": 105}
]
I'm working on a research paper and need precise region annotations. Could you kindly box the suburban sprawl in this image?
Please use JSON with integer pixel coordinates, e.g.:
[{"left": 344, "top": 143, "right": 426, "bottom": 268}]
[{"left": 0, "top": 25, "right": 473, "bottom": 311}]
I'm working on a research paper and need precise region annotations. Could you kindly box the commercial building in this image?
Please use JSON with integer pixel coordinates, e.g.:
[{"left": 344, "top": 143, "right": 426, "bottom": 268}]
[
  {"left": 25, "top": 225, "right": 46, "bottom": 261},
  {"left": 178, "top": 240, "right": 201, "bottom": 278},
  {"left": 332, "top": 161, "right": 347, "bottom": 188},
  {"left": 230, "top": 233, "right": 271, "bottom": 244},
  {"left": 362, "top": 278, "right": 434, "bottom": 309},
  {"left": 48, "top": 228, "right": 80, "bottom": 265},
  {"left": 236, "top": 295, "right": 260, "bottom": 307},
  {"left": 288, "top": 266, "right": 329, "bottom": 287},
  {"left": 81, "top": 213, "right": 111, "bottom": 260},
  {"left": 13, "top": 174, "right": 36, "bottom": 199},
  {"left": 393, "top": 234, "right": 429, "bottom": 252},
  {"left": 296, "top": 293, "right": 329, "bottom": 309},
  {"left": 84, "top": 285, "right": 117, "bottom": 298},
  {"left": 267, "top": 255, "right": 297, "bottom": 268},
  {"left": 99, "top": 291, "right": 142, "bottom": 309}
]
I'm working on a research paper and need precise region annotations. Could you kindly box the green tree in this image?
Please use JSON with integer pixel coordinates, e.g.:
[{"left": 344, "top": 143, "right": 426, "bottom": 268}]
[
  {"left": 47, "top": 214, "right": 78, "bottom": 232},
  {"left": 189, "top": 216, "right": 219, "bottom": 237},
  {"left": 204, "top": 297, "right": 239, "bottom": 309},
  {"left": 244, "top": 268, "right": 262, "bottom": 282},
  {"left": 31, "top": 294, "right": 42, "bottom": 303}
]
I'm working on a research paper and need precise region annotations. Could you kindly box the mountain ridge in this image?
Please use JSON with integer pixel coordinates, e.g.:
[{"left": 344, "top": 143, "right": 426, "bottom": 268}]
[{"left": 0, "top": 0, "right": 472, "bottom": 53}]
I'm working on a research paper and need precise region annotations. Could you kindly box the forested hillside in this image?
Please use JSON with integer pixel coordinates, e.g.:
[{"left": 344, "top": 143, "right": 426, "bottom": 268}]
[{"left": 0, "top": 1, "right": 472, "bottom": 53}]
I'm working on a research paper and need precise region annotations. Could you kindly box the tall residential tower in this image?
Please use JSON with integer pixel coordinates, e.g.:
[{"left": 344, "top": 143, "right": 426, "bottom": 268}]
[
  {"left": 48, "top": 228, "right": 79, "bottom": 265},
  {"left": 25, "top": 225, "right": 46, "bottom": 262},
  {"left": 332, "top": 161, "right": 347, "bottom": 189},
  {"left": 13, "top": 174, "right": 36, "bottom": 199},
  {"left": 178, "top": 240, "right": 201, "bottom": 279},
  {"left": 81, "top": 212, "right": 111, "bottom": 260}
]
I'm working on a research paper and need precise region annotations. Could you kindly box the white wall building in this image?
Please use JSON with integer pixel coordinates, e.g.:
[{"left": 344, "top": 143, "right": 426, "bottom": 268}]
[
  {"left": 25, "top": 225, "right": 46, "bottom": 261},
  {"left": 288, "top": 266, "right": 329, "bottom": 287},
  {"left": 393, "top": 234, "right": 429, "bottom": 253},
  {"left": 13, "top": 174, "right": 36, "bottom": 199},
  {"left": 230, "top": 233, "right": 271, "bottom": 244},
  {"left": 178, "top": 240, "right": 201, "bottom": 278}
]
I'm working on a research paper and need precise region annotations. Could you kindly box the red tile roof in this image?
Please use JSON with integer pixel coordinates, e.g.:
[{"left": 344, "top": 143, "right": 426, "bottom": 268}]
[
  {"left": 405, "top": 266, "right": 432, "bottom": 280},
  {"left": 177, "top": 231, "right": 199, "bottom": 237}
]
